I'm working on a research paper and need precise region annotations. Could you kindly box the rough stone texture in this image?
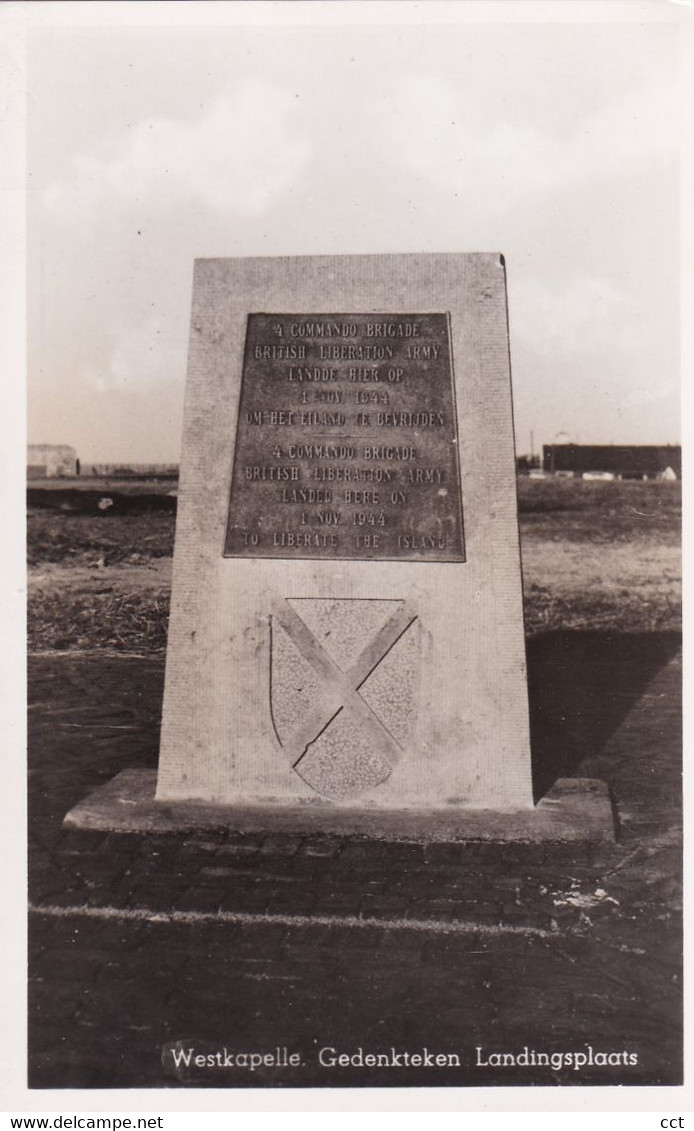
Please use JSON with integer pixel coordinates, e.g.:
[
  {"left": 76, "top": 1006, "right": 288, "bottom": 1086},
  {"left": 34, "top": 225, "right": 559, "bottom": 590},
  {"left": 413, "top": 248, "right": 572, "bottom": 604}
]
[
  {"left": 359, "top": 612, "right": 420, "bottom": 747},
  {"left": 156, "top": 254, "right": 534, "bottom": 813},
  {"left": 294, "top": 711, "right": 393, "bottom": 799},
  {"left": 270, "top": 598, "right": 419, "bottom": 798},
  {"left": 269, "top": 620, "right": 323, "bottom": 743},
  {"left": 287, "top": 598, "right": 404, "bottom": 671}
]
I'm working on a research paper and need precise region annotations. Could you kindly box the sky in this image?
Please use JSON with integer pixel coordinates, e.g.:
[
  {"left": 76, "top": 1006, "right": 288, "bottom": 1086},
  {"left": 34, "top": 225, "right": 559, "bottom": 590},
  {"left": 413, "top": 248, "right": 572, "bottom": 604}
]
[{"left": 25, "top": 2, "right": 683, "bottom": 463}]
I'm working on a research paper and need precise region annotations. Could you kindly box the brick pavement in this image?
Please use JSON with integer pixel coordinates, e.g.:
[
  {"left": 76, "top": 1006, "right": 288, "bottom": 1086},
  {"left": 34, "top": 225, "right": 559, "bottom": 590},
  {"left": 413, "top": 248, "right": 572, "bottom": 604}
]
[{"left": 27, "top": 634, "right": 682, "bottom": 1089}]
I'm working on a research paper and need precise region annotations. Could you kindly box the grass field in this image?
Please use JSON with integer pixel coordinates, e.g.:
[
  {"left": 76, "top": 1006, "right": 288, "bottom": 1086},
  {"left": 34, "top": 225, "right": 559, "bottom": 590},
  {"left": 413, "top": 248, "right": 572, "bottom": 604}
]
[{"left": 27, "top": 477, "right": 681, "bottom": 651}]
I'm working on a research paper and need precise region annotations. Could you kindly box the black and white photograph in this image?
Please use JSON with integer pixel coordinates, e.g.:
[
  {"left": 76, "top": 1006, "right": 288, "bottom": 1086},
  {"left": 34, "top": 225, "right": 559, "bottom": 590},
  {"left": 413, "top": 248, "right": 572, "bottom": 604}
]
[{"left": 10, "top": 0, "right": 689, "bottom": 1113}]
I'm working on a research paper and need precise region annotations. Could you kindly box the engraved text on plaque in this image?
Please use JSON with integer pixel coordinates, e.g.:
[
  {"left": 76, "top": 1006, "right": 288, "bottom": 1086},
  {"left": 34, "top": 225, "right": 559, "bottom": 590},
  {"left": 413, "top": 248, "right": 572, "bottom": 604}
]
[{"left": 224, "top": 313, "right": 465, "bottom": 561}]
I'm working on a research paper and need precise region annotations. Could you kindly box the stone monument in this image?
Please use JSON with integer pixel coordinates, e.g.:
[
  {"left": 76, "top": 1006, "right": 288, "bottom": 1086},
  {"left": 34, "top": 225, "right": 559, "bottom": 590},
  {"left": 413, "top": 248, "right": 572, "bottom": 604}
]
[{"left": 65, "top": 253, "right": 613, "bottom": 841}]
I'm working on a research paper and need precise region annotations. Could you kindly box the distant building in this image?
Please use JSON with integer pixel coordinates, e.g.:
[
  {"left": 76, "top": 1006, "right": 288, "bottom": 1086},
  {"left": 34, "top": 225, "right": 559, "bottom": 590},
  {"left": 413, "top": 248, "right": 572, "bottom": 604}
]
[
  {"left": 83, "top": 463, "right": 179, "bottom": 479},
  {"left": 27, "top": 444, "right": 78, "bottom": 478},
  {"left": 516, "top": 454, "right": 541, "bottom": 474},
  {"left": 542, "top": 444, "right": 681, "bottom": 480}
]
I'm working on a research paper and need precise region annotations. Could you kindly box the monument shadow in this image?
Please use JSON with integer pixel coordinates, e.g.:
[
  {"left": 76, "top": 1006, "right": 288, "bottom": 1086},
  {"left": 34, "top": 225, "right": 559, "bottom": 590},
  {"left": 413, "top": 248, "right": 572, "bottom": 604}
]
[{"left": 527, "top": 629, "right": 681, "bottom": 802}]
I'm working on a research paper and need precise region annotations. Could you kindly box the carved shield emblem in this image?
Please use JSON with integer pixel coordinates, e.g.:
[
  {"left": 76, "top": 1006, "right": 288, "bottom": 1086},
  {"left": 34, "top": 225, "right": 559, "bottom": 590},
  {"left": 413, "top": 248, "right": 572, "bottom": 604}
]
[{"left": 270, "top": 598, "right": 420, "bottom": 800}]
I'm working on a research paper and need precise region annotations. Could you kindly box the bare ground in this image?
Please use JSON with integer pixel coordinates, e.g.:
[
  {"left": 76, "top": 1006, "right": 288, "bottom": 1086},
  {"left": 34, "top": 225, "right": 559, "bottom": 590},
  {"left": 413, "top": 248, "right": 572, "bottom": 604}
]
[
  {"left": 27, "top": 478, "right": 682, "bottom": 651},
  {"left": 26, "top": 477, "right": 683, "bottom": 1088},
  {"left": 27, "top": 640, "right": 682, "bottom": 1088}
]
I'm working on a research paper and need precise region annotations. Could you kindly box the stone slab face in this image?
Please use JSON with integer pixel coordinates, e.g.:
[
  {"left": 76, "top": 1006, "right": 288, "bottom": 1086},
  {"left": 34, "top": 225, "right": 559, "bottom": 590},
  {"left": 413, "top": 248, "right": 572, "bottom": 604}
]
[
  {"left": 69, "top": 771, "right": 615, "bottom": 844},
  {"left": 156, "top": 254, "right": 534, "bottom": 812}
]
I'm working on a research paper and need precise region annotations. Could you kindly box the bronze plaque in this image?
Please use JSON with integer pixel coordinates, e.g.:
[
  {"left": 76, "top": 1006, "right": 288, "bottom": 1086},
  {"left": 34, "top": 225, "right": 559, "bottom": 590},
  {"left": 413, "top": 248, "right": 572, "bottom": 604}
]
[{"left": 224, "top": 313, "right": 465, "bottom": 561}]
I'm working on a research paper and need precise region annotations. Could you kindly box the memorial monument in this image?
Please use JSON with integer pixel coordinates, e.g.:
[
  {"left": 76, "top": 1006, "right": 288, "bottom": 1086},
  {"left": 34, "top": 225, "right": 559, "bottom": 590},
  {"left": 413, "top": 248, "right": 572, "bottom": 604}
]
[{"left": 66, "top": 253, "right": 613, "bottom": 841}]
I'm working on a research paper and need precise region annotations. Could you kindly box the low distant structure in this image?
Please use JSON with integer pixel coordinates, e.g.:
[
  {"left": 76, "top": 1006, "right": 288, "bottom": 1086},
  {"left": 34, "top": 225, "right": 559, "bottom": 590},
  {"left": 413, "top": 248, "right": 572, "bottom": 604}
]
[
  {"left": 27, "top": 444, "right": 78, "bottom": 479},
  {"left": 543, "top": 444, "right": 681, "bottom": 481},
  {"left": 516, "top": 454, "right": 541, "bottom": 474},
  {"left": 83, "top": 463, "right": 179, "bottom": 479}
]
